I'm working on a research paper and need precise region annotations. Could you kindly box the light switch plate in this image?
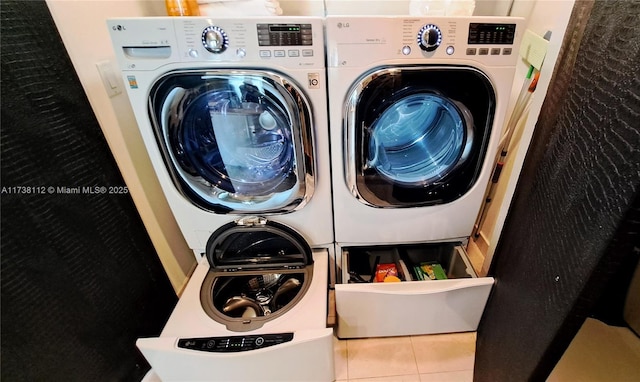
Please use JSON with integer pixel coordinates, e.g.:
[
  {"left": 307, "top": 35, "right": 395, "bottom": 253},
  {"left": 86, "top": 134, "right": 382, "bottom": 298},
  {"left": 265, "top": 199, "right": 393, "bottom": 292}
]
[{"left": 96, "top": 60, "right": 122, "bottom": 98}]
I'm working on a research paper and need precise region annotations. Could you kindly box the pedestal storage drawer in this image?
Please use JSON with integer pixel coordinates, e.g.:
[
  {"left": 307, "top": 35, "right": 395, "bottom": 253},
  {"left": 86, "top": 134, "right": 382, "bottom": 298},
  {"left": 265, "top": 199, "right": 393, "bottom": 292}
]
[{"left": 334, "top": 243, "right": 493, "bottom": 338}]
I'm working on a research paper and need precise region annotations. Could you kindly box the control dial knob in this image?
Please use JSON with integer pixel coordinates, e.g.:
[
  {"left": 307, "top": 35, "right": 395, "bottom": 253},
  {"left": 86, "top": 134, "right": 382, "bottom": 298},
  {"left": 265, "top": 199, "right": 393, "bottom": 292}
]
[
  {"left": 417, "top": 24, "right": 442, "bottom": 52},
  {"left": 202, "top": 26, "right": 229, "bottom": 54}
]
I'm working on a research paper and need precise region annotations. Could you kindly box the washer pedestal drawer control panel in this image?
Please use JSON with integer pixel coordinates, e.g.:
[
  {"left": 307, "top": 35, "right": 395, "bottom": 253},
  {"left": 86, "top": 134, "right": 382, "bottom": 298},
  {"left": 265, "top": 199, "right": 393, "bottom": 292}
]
[{"left": 178, "top": 333, "right": 294, "bottom": 352}]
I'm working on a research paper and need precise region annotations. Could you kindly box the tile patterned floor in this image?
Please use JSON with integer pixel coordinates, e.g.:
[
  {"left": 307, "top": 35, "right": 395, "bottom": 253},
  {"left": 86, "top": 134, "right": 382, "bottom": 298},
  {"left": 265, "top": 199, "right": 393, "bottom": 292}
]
[
  {"left": 328, "top": 288, "right": 476, "bottom": 382},
  {"left": 333, "top": 332, "right": 476, "bottom": 382},
  {"left": 142, "top": 319, "right": 640, "bottom": 381},
  {"left": 145, "top": 287, "right": 640, "bottom": 382}
]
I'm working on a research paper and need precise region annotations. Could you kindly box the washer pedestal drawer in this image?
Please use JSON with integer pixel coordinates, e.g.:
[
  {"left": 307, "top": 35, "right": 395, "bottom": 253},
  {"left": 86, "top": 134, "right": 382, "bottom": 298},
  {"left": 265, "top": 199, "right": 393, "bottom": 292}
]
[
  {"left": 137, "top": 328, "right": 334, "bottom": 381},
  {"left": 335, "top": 243, "right": 494, "bottom": 338}
]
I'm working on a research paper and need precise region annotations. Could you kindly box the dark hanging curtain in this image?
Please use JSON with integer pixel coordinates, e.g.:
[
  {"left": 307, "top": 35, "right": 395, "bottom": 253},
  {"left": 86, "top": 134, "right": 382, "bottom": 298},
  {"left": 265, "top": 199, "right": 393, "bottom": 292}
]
[
  {"left": 1, "top": 1, "right": 178, "bottom": 380},
  {"left": 474, "top": 0, "right": 640, "bottom": 381}
]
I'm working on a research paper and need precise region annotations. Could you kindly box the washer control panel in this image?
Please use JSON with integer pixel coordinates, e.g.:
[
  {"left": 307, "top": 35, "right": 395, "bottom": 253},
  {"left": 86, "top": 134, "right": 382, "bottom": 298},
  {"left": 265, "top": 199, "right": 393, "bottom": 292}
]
[
  {"left": 178, "top": 333, "right": 294, "bottom": 353},
  {"left": 107, "top": 17, "right": 324, "bottom": 71},
  {"left": 175, "top": 19, "right": 318, "bottom": 62}
]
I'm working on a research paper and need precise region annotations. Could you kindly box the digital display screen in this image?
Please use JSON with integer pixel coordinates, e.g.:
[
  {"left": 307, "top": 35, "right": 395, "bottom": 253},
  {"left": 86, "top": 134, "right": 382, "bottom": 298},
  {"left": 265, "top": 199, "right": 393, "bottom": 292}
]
[
  {"left": 269, "top": 26, "right": 301, "bottom": 32},
  {"left": 468, "top": 23, "right": 516, "bottom": 45},
  {"left": 257, "top": 24, "right": 312, "bottom": 46}
]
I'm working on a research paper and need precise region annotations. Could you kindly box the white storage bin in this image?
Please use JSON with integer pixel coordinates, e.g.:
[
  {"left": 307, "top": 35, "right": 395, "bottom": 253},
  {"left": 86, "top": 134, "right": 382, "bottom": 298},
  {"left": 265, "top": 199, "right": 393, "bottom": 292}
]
[{"left": 335, "top": 242, "right": 494, "bottom": 338}]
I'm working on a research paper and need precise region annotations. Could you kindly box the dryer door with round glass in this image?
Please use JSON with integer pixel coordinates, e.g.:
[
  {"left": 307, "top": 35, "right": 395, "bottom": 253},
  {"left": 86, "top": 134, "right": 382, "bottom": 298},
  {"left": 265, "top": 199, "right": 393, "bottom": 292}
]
[
  {"left": 149, "top": 70, "right": 314, "bottom": 214},
  {"left": 345, "top": 66, "right": 496, "bottom": 208}
]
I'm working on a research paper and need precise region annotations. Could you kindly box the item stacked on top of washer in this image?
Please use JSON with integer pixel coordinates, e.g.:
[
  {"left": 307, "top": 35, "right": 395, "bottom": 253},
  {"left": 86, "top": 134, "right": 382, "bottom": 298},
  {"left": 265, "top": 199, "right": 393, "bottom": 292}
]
[{"left": 198, "top": 0, "right": 283, "bottom": 16}]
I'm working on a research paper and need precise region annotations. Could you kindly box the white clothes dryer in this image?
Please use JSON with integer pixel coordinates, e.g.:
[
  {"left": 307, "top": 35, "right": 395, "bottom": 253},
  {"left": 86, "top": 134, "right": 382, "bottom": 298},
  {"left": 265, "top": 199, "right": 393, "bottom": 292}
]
[
  {"left": 108, "top": 17, "right": 334, "bottom": 380},
  {"left": 326, "top": 15, "right": 525, "bottom": 246},
  {"left": 108, "top": 17, "right": 333, "bottom": 256},
  {"left": 326, "top": 16, "right": 525, "bottom": 339}
]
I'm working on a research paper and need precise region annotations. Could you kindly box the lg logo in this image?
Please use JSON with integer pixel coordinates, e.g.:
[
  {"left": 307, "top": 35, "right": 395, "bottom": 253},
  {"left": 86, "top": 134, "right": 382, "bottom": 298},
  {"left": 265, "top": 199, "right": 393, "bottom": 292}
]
[
  {"left": 337, "top": 22, "right": 350, "bottom": 29},
  {"left": 112, "top": 25, "right": 126, "bottom": 31}
]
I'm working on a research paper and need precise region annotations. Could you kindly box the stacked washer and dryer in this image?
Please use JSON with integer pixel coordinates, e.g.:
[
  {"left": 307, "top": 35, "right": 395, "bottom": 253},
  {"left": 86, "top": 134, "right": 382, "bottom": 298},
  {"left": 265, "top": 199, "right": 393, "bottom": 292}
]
[
  {"left": 326, "top": 16, "right": 525, "bottom": 338},
  {"left": 108, "top": 17, "right": 334, "bottom": 381}
]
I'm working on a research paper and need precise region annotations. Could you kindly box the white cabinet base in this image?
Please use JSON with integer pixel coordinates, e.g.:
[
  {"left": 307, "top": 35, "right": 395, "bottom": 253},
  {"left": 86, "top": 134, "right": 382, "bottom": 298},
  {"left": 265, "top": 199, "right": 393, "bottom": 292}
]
[
  {"left": 335, "top": 278, "right": 493, "bottom": 338},
  {"left": 137, "top": 328, "right": 335, "bottom": 381},
  {"left": 335, "top": 243, "right": 494, "bottom": 338}
]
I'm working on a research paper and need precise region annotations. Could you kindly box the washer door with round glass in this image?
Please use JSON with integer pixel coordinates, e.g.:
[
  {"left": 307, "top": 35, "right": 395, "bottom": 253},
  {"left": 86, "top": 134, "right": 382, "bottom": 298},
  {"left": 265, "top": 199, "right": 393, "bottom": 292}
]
[
  {"left": 345, "top": 66, "right": 496, "bottom": 207},
  {"left": 149, "top": 70, "right": 314, "bottom": 214}
]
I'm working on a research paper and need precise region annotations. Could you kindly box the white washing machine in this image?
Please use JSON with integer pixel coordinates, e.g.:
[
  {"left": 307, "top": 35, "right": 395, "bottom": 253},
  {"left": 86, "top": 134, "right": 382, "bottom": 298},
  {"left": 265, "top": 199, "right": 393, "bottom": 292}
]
[
  {"left": 136, "top": 217, "right": 334, "bottom": 381},
  {"left": 108, "top": 17, "right": 334, "bottom": 380},
  {"left": 326, "top": 16, "right": 525, "bottom": 338},
  {"left": 108, "top": 16, "right": 333, "bottom": 256}
]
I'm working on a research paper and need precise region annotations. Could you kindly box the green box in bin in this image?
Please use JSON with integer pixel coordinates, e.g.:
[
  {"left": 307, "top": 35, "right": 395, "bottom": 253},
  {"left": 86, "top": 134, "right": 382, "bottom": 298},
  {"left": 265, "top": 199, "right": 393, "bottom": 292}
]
[{"left": 413, "top": 262, "right": 448, "bottom": 280}]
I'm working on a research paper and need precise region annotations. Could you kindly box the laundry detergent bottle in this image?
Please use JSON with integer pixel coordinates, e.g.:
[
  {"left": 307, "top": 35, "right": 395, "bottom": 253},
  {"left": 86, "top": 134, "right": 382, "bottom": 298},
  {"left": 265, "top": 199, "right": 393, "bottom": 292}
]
[{"left": 165, "top": 0, "right": 201, "bottom": 16}]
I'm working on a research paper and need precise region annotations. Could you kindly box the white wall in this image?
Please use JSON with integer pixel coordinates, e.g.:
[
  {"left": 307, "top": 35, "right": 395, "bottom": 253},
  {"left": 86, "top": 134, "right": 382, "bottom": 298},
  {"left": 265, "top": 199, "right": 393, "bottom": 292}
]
[
  {"left": 280, "top": 0, "right": 326, "bottom": 15},
  {"left": 46, "top": 0, "right": 195, "bottom": 294},
  {"left": 476, "top": 0, "right": 576, "bottom": 274}
]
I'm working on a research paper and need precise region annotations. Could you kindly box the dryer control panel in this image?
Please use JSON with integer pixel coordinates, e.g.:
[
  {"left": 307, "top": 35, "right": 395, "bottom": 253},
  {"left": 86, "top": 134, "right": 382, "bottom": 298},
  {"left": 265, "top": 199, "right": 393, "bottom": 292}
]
[
  {"left": 325, "top": 16, "right": 525, "bottom": 68},
  {"left": 178, "top": 333, "right": 294, "bottom": 352}
]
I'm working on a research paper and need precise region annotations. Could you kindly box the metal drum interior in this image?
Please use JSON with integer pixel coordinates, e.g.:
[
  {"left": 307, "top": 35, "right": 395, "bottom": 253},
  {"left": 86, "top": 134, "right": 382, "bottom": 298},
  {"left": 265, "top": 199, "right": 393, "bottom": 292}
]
[
  {"left": 149, "top": 70, "right": 314, "bottom": 214},
  {"left": 347, "top": 66, "right": 496, "bottom": 207},
  {"left": 200, "top": 219, "right": 313, "bottom": 332},
  {"left": 367, "top": 93, "right": 473, "bottom": 186}
]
